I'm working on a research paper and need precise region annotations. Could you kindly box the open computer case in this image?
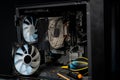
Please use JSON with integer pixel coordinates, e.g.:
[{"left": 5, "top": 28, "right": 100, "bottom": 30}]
[{"left": 12, "top": 0, "right": 91, "bottom": 80}]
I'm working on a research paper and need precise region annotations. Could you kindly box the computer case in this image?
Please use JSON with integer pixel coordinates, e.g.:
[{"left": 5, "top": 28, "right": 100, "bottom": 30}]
[
  {"left": 0, "top": 0, "right": 105, "bottom": 80},
  {"left": 12, "top": 0, "right": 91, "bottom": 80}
]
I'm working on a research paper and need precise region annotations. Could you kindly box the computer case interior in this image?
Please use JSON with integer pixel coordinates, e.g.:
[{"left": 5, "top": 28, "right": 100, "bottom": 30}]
[{"left": 12, "top": 1, "right": 91, "bottom": 80}]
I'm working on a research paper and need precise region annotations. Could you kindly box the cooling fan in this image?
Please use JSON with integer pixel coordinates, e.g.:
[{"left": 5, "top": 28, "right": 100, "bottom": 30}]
[
  {"left": 48, "top": 17, "right": 65, "bottom": 49},
  {"left": 22, "top": 16, "right": 38, "bottom": 43},
  {"left": 13, "top": 44, "right": 41, "bottom": 76}
]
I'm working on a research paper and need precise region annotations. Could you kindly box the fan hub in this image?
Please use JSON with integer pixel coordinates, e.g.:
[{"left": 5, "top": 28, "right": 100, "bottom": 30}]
[{"left": 24, "top": 55, "right": 32, "bottom": 64}]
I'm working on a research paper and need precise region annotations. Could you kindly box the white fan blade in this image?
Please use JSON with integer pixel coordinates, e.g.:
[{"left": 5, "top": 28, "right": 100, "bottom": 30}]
[
  {"left": 19, "top": 63, "right": 25, "bottom": 73},
  {"left": 24, "top": 44, "right": 28, "bottom": 54},
  {"left": 22, "top": 71, "right": 28, "bottom": 75},
  {"left": 26, "top": 65, "right": 32, "bottom": 74},
  {"left": 30, "top": 35, "right": 36, "bottom": 42},
  {"left": 25, "top": 18, "right": 31, "bottom": 25},
  {"left": 23, "top": 23, "right": 29, "bottom": 30},
  {"left": 32, "top": 51, "right": 39, "bottom": 60},
  {"left": 31, "top": 46, "right": 35, "bottom": 55},
  {"left": 14, "top": 55, "right": 23, "bottom": 64},
  {"left": 30, "top": 60, "right": 40, "bottom": 68},
  {"left": 15, "top": 61, "right": 23, "bottom": 72},
  {"left": 16, "top": 48, "right": 24, "bottom": 55}
]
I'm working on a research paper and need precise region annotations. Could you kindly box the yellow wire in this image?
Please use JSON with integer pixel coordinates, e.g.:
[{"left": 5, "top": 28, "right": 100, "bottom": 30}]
[
  {"left": 78, "top": 56, "right": 88, "bottom": 60},
  {"left": 70, "top": 61, "right": 88, "bottom": 64},
  {"left": 70, "top": 67, "right": 88, "bottom": 71}
]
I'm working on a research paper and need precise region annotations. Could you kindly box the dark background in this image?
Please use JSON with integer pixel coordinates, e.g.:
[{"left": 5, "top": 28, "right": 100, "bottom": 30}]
[
  {"left": 0, "top": 0, "right": 119, "bottom": 80},
  {"left": 0, "top": 0, "right": 16, "bottom": 75},
  {"left": 105, "top": 0, "right": 120, "bottom": 79}
]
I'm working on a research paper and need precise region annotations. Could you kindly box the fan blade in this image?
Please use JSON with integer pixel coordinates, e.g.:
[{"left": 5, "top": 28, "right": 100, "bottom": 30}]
[
  {"left": 24, "top": 25, "right": 36, "bottom": 42},
  {"left": 15, "top": 61, "right": 23, "bottom": 72},
  {"left": 21, "top": 45, "right": 28, "bottom": 54},
  {"left": 26, "top": 65, "right": 32, "bottom": 74},
  {"left": 30, "top": 60, "right": 39, "bottom": 68},
  {"left": 30, "top": 35, "right": 36, "bottom": 42},
  {"left": 16, "top": 53, "right": 23, "bottom": 56},
  {"left": 31, "top": 46, "right": 35, "bottom": 55},
  {"left": 22, "top": 71, "right": 28, "bottom": 75},
  {"left": 24, "top": 44, "right": 28, "bottom": 54},
  {"left": 25, "top": 31, "right": 31, "bottom": 42},
  {"left": 23, "top": 23, "right": 29, "bottom": 30},
  {"left": 32, "top": 51, "right": 39, "bottom": 60},
  {"left": 23, "top": 24, "right": 32, "bottom": 32},
  {"left": 14, "top": 55, "right": 23, "bottom": 64},
  {"left": 16, "top": 48, "right": 24, "bottom": 55},
  {"left": 15, "top": 59, "right": 23, "bottom": 66},
  {"left": 19, "top": 63, "right": 26, "bottom": 73},
  {"left": 25, "top": 18, "right": 31, "bottom": 25}
]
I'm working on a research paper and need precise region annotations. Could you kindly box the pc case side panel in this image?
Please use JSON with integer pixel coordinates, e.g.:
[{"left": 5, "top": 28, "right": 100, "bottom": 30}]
[
  {"left": 0, "top": 0, "right": 17, "bottom": 76},
  {"left": 87, "top": 2, "right": 92, "bottom": 80},
  {"left": 90, "top": 0, "right": 104, "bottom": 80}
]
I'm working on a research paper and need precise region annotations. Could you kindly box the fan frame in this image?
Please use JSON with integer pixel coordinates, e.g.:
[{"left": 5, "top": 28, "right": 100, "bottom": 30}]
[
  {"left": 21, "top": 16, "right": 38, "bottom": 44},
  {"left": 12, "top": 43, "right": 41, "bottom": 76}
]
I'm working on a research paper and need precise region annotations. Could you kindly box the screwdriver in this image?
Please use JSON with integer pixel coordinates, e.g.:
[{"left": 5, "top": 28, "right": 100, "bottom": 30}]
[
  {"left": 57, "top": 73, "right": 70, "bottom": 80},
  {"left": 68, "top": 72, "right": 83, "bottom": 80}
]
